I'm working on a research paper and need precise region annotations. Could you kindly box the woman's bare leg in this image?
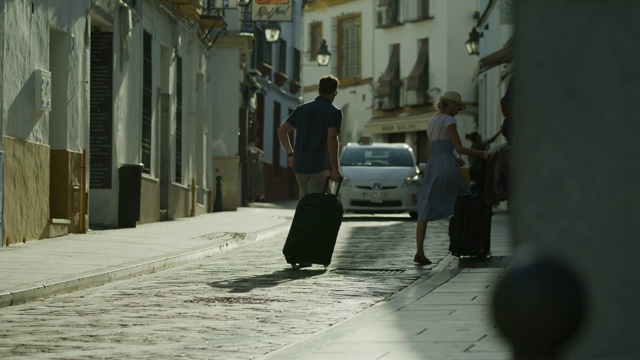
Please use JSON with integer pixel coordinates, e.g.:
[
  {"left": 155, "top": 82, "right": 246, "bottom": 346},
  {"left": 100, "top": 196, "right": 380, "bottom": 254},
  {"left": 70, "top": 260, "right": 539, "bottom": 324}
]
[
  {"left": 414, "top": 220, "right": 431, "bottom": 265},
  {"left": 416, "top": 220, "right": 428, "bottom": 255}
]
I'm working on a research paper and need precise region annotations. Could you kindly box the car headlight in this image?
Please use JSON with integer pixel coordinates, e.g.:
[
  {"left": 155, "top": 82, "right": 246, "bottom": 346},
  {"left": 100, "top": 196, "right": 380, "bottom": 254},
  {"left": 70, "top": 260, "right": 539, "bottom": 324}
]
[
  {"left": 402, "top": 174, "right": 420, "bottom": 187},
  {"left": 341, "top": 176, "right": 352, "bottom": 187}
]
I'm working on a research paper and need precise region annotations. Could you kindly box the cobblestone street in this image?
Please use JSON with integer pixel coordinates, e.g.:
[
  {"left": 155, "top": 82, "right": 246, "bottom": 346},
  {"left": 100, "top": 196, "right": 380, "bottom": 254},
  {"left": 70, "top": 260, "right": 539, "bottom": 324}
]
[{"left": 0, "top": 216, "right": 451, "bottom": 359}]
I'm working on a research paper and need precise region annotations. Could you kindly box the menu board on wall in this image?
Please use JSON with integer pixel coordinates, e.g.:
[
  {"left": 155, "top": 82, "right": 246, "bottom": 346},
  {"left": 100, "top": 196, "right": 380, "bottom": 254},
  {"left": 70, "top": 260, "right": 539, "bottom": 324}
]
[{"left": 89, "top": 30, "right": 114, "bottom": 189}]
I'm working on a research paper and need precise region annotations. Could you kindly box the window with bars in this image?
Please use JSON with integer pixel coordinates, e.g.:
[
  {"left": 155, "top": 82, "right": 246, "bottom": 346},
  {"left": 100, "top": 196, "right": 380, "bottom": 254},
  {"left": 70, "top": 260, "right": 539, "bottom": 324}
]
[
  {"left": 254, "top": 28, "right": 273, "bottom": 67},
  {"left": 377, "top": 0, "right": 399, "bottom": 27},
  {"left": 292, "top": 48, "right": 300, "bottom": 82},
  {"left": 272, "top": 101, "right": 281, "bottom": 178},
  {"left": 420, "top": 0, "right": 431, "bottom": 18},
  {"left": 142, "top": 31, "right": 152, "bottom": 175},
  {"left": 403, "top": 0, "right": 431, "bottom": 21},
  {"left": 309, "top": 22, "right": 322, "bottom": 62},
  {"left": 337, "top": 14, "right": 361, "bottom": 80},
  {"left": 278, "top": 38, "right": 287, "bottom": 73},
  {"left": 175, "top": 56, "right": 183, "bottom": 184}
]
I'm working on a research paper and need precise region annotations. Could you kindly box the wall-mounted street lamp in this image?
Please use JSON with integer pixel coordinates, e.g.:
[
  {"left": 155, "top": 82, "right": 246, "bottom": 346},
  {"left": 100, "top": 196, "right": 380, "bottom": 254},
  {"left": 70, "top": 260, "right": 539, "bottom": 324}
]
[
  {"left": 264, "top": 22, "right": 281, "bottom": 42},
  {"left": 316, "top": 39, "right": 331, "bottom": 66},
  {"left": 465, "top": 27, "right": 480, "bottom": 55}
]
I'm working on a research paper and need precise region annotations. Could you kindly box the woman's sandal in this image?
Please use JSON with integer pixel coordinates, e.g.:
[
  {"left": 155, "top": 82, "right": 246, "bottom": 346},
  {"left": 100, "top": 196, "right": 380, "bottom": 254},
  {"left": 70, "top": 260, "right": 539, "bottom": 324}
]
[{"left": 414, "top": 254, "right": 432, "bottom": 266}]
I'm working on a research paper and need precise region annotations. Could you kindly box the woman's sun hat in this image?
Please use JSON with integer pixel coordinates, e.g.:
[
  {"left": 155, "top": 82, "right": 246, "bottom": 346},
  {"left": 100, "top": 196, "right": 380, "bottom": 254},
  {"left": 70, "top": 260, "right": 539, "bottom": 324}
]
[{"left": 439, "top": 91, "right": 466, "bottom": 110}]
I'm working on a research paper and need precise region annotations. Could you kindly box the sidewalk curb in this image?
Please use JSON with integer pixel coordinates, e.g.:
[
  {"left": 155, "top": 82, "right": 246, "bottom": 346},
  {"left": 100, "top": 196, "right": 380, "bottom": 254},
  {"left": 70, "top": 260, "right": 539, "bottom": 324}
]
[
  {"left": 257, "top": 253, "right": 460, "bottom": 360},
  {"left": 0, "top": 224, "right": 291, "bottom": 309}
]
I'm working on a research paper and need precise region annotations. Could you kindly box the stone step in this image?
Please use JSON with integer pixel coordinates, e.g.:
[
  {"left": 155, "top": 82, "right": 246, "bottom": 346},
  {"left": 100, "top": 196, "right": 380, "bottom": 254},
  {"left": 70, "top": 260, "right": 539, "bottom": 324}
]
[{"left": 50, "top": 218, "right": 70, "bottom": 238}]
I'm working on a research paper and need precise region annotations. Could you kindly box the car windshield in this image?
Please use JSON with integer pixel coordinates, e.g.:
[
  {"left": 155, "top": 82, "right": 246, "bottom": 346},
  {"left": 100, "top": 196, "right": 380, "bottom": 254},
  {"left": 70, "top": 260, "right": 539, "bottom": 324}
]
[{"left": 340, "top": 147, "right": 414, "bottom": 167}]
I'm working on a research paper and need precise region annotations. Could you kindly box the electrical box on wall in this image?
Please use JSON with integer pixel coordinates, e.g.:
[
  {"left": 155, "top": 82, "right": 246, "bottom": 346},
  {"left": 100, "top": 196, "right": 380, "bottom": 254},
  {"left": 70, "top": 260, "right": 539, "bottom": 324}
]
[{"left": 34, "top": 69, "right": 52, "bottom": 111}]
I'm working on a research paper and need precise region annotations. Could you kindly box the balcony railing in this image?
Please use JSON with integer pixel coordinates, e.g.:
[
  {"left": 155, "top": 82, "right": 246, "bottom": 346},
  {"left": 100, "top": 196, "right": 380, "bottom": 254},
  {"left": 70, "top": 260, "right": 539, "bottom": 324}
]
[{"left": 376, "top": 78, "right": 432, "bottom": 110}]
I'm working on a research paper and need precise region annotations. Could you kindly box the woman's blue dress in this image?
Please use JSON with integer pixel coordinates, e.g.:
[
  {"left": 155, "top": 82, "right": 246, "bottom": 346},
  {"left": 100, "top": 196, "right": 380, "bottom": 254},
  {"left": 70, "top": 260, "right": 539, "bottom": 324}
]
[{"left": 417, "top": 114, "right": 470, "bottom": 221}]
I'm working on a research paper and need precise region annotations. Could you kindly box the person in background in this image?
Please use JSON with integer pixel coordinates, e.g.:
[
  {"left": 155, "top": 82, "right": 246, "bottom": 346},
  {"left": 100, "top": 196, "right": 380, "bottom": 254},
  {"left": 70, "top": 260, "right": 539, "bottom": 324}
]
[
  {"left": 277, "top": 75, "right": 343, "bottom": 198},
  {"left": 414, "top": 91, "right": 490, "bottom": 265},
  {"left": 465, "top": 131, "right": 495, "bottom": 194}
]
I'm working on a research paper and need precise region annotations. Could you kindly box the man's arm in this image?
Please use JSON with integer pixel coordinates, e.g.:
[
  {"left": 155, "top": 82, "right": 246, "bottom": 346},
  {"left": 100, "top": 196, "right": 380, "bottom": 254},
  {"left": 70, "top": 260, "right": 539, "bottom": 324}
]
[
  {"left": 278, "top": 121, "right": 295, "bottom": 168},
  {"left": 327, "top": 127, "right": 341, "bottom": 182}
]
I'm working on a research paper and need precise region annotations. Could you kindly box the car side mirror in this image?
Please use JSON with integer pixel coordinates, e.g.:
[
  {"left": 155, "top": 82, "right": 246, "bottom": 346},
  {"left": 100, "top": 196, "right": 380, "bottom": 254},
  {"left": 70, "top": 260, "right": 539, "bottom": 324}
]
[{"left": 418, "top": 163, "right": 426, "bottom": 173}]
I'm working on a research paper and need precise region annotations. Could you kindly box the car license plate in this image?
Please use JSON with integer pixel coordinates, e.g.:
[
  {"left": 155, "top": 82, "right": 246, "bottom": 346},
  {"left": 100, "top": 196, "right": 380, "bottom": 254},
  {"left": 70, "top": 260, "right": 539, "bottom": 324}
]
[{"left": 363, "top": 191, "right": 387, "bottom": 203}]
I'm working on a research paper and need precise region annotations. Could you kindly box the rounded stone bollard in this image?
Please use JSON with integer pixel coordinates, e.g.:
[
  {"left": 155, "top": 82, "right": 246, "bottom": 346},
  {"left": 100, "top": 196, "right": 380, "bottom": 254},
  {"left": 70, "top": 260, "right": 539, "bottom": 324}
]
[{"left": 492, "top": 251, "right": 587, "bottom": 359}]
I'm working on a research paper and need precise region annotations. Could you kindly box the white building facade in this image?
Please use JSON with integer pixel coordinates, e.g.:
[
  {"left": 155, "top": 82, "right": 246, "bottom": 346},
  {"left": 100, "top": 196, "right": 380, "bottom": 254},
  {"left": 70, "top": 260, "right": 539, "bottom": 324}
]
[
  {"left": 0, "top": 0, "right": 250, "bottom": 245},
  {"left": 301, "top": 0, "right": 481, "bottom": 169},
  {"left": 302, "top": 0, "right": 375, "bottom": 147},
  {"left": 368, "top": 0, "right": 480, "bottom": 166}
]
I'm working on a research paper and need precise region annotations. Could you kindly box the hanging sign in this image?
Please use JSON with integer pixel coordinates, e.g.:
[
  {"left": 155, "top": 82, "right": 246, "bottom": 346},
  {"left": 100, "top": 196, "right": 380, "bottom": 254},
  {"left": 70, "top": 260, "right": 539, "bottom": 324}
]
[{"left": 251, "top": 0, "right": 292, "bottom": 22}]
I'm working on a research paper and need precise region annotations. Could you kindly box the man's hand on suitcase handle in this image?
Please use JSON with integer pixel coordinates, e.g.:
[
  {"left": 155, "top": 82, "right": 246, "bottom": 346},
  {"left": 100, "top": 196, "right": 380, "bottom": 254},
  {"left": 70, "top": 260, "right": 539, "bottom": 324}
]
[
  {"left": 324, "top": 175, "right": 344, "bottom": 195},
  {"left": 330, "top": 168, "right": 342, "bottom": 183}
]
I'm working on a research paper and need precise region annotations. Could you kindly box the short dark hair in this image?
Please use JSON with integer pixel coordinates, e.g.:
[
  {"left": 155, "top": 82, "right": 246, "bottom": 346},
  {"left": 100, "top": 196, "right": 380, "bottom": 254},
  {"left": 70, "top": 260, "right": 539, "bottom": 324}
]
[{"left": 318, "top": 75, "right": 339, "bottom": 95}]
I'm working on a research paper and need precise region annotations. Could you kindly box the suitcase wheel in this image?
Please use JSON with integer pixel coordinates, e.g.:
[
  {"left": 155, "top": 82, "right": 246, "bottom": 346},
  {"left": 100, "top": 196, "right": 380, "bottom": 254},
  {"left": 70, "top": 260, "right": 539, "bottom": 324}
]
[{"left": 291, "top": 263, "right": 313, "bottom": 270}]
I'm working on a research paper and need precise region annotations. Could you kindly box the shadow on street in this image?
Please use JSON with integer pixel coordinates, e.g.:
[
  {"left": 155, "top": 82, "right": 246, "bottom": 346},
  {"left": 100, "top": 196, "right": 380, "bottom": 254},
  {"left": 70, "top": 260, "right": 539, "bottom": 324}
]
[
  {"left": 342, "top": 214, "right": 415, "bottom": 222},
  {"left": 207, "top": 268, "right": 327, "bottom": 293}
]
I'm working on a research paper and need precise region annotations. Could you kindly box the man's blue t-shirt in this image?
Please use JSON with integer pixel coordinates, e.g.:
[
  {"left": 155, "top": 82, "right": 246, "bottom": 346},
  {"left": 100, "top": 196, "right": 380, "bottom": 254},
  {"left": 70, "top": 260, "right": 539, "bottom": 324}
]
[{"left": 286, "top": 96, "right": 342, "bottom": 174}]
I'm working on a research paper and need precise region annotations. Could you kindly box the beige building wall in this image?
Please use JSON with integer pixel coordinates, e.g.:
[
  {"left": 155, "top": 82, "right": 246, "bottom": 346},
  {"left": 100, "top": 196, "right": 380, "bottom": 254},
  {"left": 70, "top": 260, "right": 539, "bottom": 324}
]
[
  {"left": 1, "top": 1, "right": 91, "bottom": 243},
  {"left": 3, "top": 137, "right": 50, "bottom": 245}
]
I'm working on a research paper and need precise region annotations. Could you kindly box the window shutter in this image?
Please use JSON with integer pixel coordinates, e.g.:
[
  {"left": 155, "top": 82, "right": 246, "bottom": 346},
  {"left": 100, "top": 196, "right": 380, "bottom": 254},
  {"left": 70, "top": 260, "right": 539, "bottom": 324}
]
[
  {"left": 407, "top": 39, "right": 429, "bottom": 90},
  {"left": 378, "top": 44, "right": 400, "bottom": 96}
]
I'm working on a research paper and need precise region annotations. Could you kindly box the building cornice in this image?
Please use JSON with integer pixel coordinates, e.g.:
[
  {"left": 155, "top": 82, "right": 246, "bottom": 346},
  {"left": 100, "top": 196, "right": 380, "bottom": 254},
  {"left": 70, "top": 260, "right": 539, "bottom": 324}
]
[{"left": 305, "top": 0, "right": 354, "bottom": 11}]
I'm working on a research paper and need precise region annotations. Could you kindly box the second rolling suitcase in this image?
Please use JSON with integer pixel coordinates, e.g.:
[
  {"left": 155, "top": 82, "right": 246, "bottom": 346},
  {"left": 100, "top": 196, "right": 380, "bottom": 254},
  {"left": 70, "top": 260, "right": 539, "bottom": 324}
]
[
  {"left": 283, "top": 178, "right": 343, "bottom": 268},
  {"left": 448, "top": 193, "right": 492, "bottom": 257}
]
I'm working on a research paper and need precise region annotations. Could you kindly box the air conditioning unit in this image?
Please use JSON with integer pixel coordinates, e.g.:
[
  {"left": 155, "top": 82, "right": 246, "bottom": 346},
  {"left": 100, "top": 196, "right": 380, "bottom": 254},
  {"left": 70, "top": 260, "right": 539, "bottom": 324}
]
[{"left": 377, "top": 9, "right": 389, "bottom": 26}]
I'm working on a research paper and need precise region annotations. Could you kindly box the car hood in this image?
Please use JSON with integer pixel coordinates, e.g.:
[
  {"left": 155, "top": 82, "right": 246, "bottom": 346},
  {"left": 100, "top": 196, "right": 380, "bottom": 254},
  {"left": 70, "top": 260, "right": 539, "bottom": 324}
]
[{"left": 341, "top": 166, "right": 418, "bottom": 183}]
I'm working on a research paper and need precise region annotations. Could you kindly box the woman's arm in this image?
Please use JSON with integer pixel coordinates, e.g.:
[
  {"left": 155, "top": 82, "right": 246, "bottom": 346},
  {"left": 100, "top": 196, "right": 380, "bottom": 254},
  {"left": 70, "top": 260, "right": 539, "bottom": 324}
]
[
  {"left": 488, "top": 128, "right": 502, "bottom": 143},
  {"left": 448, "top": 124, "right": 489, "bottom": 159}
]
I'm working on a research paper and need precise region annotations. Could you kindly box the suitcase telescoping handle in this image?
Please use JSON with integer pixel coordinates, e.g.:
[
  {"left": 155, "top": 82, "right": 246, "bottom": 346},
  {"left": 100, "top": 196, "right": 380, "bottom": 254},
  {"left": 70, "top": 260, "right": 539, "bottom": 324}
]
[{"left": 324, "top": 176, "right": 343, "bottom": 195}]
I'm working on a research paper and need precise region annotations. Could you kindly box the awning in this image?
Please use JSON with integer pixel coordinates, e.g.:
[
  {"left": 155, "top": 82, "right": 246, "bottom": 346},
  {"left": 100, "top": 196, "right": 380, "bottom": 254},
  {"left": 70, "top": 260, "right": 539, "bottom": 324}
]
[
  {"left": 479, "top": 37, "right": 513, "bottom": 74},
  {"left": 364, "top": 111, "right": 437, "bottom": 135},
  {"left": 378, "top": 44, "right": 400, "bottom": 97},
  {"left": 407, "top": 39, "right": 429, "bottom": 90}
]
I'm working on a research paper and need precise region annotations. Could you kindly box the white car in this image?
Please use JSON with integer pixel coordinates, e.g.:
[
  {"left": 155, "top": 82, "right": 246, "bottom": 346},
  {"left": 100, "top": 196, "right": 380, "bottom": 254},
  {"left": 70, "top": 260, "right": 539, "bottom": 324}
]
[{"left": 339, "top": 142, "right": 421, "bottom": 219}]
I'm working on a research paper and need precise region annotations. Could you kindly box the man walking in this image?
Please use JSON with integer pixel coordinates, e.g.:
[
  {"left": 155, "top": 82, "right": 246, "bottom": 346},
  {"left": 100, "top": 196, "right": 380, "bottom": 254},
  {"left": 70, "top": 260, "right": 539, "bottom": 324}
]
[{"left": 278, "top": 75, "right": 343, "bottom": 198}]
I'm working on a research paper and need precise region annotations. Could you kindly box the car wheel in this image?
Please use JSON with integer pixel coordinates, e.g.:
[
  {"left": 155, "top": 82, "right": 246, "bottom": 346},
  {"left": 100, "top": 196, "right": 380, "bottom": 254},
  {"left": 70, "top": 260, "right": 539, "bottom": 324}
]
[{"left": 409, "top": 211, "right": 418, "bottom": 220}]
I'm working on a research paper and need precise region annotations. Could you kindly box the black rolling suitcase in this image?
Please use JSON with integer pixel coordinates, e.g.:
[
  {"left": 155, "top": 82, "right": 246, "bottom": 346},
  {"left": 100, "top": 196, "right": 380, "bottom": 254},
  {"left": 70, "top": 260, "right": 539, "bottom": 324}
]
[
  {"left": 283, "top": 178, "right": 343, "bottom": 269},
  {"left": 449, "top": 147, "right": 504, "bottom": 257},
  {"left": 448, "top": 193, "right": 492, "bottom": 257}
]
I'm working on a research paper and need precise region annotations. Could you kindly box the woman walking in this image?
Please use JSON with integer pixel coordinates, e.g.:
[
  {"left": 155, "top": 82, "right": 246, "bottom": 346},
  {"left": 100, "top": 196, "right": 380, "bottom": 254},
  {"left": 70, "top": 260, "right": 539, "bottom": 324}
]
[{"left": 414, "top": 92, "right": 490, "bottom": 265}]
